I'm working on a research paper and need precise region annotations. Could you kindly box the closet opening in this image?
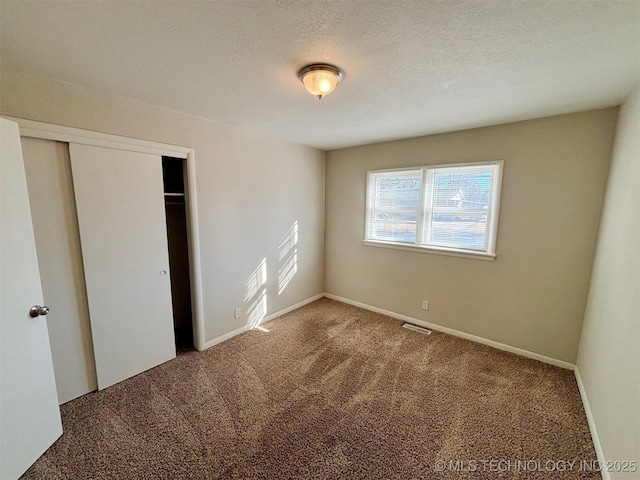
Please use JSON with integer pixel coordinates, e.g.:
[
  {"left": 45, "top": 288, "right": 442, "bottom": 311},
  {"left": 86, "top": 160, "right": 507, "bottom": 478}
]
[{"left": 162, "top": 156, "right": 194, "bottom": 351}]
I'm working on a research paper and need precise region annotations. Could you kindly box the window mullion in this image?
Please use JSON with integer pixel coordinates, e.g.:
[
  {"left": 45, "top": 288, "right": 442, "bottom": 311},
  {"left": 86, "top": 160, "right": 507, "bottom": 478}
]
[
  {"left": 422, "top": 168, "right": 435, "bottom": 245},
  {"left": 415, "top": 168, "right": 427, "bottom": 246}
]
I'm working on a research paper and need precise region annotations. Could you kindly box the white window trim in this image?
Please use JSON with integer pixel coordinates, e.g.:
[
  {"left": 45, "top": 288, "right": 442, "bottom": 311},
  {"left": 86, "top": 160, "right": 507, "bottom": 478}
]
[
  {"left": 364, "top": 160, "right": 503, "bottom": 260},
  {"left": 363, "top": 240, "right": 497, "bottom": 261}
]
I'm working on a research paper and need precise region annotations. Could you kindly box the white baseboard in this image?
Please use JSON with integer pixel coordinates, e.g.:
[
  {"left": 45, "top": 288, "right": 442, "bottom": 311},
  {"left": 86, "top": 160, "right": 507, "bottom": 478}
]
[
  {"left": 324, "top": 293, "right": 575, "bottom": 370},
  {"left": 202, "top": 326, "right": 246, "bottom": 350},
  {"left": 201, "top": 293, "right": 325, "bottom": 350},
  {"left": 261, "top": 293, "right": 325, "bottom": 324},
  {"left": 574, "top": 366, "right": 610, "bottom": 480}
]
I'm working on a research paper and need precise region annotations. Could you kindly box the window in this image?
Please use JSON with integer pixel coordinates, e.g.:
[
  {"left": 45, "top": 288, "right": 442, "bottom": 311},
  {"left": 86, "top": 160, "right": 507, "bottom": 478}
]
[{"left": 365, "top": 161, "right": 503, "bottom": 259}]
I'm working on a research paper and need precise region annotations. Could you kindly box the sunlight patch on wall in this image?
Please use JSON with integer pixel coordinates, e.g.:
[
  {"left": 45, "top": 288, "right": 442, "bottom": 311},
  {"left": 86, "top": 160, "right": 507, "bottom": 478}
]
[
  {"left": 244, "top": 258, "right": 268, "bottom": 329},
  {"left": 244, "top": 257, "right": 267, "bottom": 303},
  {"left": 278, "top": 250, "right": 298, "bottom": 294},
  {"left": 278, "top": 221, "right": 299, "bottom": 294},
  {"left": 246, "top": 288, "right": 267, "bottom": 330},
  {"left": 279, "top": 221, "right": 298, "bottom": 261}
]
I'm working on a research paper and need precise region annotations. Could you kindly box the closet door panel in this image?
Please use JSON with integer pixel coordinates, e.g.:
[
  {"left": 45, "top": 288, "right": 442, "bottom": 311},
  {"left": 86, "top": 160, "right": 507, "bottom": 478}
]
[
  {"left": 22, "top": 138, "right": 97, "bottom": 404},
  {"left": 69, "top": 144, "right": 175, "bottom": 390}
]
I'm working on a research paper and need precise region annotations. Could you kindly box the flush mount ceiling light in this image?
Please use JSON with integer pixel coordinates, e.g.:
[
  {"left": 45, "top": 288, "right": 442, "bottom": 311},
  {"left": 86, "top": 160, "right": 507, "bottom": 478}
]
[{"left": 297, "top": 63, "right": 344, "bottom": 100}]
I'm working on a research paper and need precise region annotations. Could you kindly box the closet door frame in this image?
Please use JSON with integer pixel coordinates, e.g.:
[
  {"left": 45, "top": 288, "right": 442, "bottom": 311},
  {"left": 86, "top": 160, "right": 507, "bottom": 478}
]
[{"left": 3, "top": 116, "right": 206, "bottom": 351}]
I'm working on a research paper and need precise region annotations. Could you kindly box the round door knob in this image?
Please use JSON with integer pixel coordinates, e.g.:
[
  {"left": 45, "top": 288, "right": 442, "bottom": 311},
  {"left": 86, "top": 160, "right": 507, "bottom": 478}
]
[{"left": 29, "top": 305, "right": 50, "bottom": 317}]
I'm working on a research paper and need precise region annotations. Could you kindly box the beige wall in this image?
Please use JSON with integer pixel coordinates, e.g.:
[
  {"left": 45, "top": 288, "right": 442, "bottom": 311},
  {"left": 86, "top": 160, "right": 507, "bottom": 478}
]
[
  {"left": 577, "top": 86, "right": 639, "bottom": 476},
  {"left": 325, "top": 109, "right": 617, "bottom": 363},
  {"left": 1, "top": 70, "right": 325, "bottom": 344}
]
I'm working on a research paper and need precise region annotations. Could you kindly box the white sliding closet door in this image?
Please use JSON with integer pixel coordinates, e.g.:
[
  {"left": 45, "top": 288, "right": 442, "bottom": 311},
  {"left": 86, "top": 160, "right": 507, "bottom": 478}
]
[
  {"left": 22, "top": 138, "right": 97, "bottom": 404},
  {"left": 69, "top": 144, "right": 176, "bottom": 390}
]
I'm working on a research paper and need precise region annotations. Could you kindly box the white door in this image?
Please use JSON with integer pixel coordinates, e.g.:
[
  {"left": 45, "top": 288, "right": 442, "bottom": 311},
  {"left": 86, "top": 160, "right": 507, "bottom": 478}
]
[
  {"left": 69, "top": 144, "right": 176, "bottom": 390},
  {"left": 0, "top": 118, "right": 63, "bottom": 479}
]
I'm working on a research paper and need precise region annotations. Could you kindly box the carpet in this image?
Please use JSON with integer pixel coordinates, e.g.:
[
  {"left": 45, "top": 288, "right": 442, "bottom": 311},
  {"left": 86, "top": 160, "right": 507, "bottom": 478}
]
[{"left": 22, "top": 298, "right": 600, "bottom": 479}]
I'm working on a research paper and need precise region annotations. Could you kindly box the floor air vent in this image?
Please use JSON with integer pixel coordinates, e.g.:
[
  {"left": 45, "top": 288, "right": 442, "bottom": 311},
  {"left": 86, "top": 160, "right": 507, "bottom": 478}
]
[{"left": 402, "top": 323, "right": 432, "bottom": 335}]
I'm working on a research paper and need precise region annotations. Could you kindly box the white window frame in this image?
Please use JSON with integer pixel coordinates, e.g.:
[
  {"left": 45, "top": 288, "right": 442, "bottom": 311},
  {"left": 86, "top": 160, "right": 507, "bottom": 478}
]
[{"left": 364, "top": 161, "right": 503, "bottom": 261}]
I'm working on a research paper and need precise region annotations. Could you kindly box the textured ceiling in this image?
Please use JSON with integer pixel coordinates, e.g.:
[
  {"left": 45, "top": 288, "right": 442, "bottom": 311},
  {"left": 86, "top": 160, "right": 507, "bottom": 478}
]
[{"left": 1, "top": 0, "right": 639, "bottom": 150}]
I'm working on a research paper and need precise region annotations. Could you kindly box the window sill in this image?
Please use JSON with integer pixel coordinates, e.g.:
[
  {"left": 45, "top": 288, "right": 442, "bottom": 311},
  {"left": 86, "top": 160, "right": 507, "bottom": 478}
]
[{"left": 363, "top": 240, "right": 496, "bottom": 261}]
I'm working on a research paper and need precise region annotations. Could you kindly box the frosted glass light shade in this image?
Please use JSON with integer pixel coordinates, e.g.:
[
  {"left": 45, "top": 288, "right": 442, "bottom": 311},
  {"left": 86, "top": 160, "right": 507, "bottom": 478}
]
[
  {"left": 302, "top": 71, "right": 338, "bottom": 98},
  {"left": 298, "top": 64, "right": 343, "bottom": 99}
]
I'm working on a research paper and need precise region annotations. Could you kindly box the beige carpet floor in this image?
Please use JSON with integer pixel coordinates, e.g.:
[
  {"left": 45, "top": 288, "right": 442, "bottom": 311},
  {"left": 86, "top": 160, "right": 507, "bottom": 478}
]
[{"left": 22, "top": 298, "right": 600, "bottom": 479}]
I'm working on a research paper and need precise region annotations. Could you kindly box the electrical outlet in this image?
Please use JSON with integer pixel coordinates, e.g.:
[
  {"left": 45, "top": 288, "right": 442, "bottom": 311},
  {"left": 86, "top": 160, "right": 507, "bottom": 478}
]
[
  {"left": 422, "top": 300, "right": 429, "bottom": 311},
  {"left": 234, "top": 307, "right": 241, "bottom": 319}
]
